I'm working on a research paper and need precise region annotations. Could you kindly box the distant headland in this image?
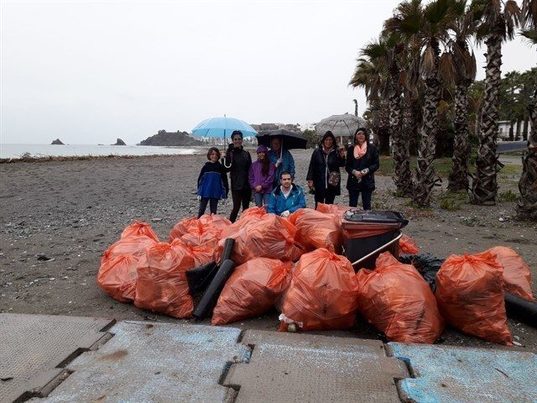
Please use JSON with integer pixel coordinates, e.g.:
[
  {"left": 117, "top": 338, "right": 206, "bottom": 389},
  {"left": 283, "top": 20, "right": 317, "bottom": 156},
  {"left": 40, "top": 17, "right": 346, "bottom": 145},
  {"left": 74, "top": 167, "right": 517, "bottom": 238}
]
[{"left": 139, "top": 130, "right": 203, "bottom": 146}]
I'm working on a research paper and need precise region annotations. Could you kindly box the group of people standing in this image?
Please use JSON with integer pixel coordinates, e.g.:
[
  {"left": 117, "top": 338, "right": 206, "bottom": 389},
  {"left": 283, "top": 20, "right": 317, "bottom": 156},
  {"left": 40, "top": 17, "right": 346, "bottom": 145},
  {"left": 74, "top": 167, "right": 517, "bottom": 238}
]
[{"left": 195, "top": 127, "right": 379, "bottom": 221}]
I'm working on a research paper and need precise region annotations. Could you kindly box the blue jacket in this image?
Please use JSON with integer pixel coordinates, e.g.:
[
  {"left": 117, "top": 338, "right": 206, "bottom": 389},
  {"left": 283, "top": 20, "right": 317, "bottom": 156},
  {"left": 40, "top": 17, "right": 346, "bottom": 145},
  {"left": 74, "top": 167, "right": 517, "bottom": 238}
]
[
  {"left": 268, "top": 148, "right": 295, "bottom": 186},
  {"left": 197, "top": 161, "right": 229, "bottom": 199},
  {"left": 266, "top": 184, "right": 306, "bottom": 216}
]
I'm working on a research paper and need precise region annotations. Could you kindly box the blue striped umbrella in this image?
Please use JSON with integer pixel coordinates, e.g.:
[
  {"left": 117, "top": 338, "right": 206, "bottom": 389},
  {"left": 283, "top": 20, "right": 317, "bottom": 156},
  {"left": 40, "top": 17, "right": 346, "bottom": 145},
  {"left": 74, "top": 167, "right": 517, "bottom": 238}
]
[{"left": 191, "top": 116, "right": 257, "bottom": 141}]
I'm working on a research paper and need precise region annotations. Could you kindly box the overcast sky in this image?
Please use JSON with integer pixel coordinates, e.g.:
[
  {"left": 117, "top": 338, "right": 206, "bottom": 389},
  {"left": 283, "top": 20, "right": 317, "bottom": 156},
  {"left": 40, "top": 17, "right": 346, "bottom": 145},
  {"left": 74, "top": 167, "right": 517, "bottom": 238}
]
[{"left": 2, "top": 0, "right": 536, "bottom": 145}]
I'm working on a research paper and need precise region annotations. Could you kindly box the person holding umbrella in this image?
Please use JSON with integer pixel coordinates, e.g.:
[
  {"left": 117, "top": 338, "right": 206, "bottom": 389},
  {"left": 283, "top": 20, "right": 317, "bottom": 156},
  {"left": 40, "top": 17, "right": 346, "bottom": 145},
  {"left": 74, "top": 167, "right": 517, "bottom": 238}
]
[
  {"left": 268, "top": 137, "right": 295, "bottom": 188},
  {"left": 345, "top": 127, "right": 379, "bottom": 210},
  {"left": 306, "top": 131, "right": 346, "bottom": 208},
  {"left": 222, "top": 130, "right": 252, "bottom": 222}
]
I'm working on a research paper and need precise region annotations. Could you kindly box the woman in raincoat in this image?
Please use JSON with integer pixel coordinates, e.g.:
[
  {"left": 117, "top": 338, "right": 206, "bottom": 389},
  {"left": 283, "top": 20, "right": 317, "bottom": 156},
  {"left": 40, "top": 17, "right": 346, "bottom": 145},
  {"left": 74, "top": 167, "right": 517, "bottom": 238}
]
[{"left": 306, "top": 131, "right": 346, "bottom": 208}]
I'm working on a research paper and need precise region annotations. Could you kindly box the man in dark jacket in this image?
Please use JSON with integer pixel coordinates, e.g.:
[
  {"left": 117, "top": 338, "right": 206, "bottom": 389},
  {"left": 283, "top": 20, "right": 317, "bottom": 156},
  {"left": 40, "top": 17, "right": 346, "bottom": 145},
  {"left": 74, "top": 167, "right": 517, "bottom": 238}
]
[{"left": 222, "top": 130, "right": 252, "bottom": 222}]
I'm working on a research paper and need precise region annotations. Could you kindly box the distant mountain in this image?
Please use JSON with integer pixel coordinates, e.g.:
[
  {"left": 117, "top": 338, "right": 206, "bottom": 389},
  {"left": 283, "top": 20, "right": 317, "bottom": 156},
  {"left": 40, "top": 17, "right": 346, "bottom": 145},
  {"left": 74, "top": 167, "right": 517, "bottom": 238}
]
[
  {"left": 139, "top": 130, "right": 203, "bottom": 146},
  {"left": 51, "top": 139, "right": 64, "bottom": 145}
]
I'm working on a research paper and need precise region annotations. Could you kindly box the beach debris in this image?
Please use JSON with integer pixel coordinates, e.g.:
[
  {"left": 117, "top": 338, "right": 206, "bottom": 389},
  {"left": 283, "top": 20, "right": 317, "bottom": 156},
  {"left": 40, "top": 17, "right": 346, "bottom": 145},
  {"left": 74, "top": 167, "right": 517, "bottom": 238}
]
[{"left": 36, "top": 254, "right": 53, "bottom": 261}]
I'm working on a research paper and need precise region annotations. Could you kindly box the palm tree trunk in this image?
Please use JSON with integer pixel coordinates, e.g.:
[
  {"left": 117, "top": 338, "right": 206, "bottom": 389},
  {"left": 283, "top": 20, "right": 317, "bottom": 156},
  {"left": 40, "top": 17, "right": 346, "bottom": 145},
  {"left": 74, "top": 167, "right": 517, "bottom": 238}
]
[
  {"left": 516, "top": 86, "right": 537, "bottom": 220},
  {"left": 471, "top": 36, "right": 502, "bottom": 204},
  {"left": 413, "top": 75, "right": 440, "bottom": 207},
  {"left": 448, "top": 83, "right": 471, "bottom": 191},
  {"left": 390, "top": 86, "right": 413, "bottom": 196}
]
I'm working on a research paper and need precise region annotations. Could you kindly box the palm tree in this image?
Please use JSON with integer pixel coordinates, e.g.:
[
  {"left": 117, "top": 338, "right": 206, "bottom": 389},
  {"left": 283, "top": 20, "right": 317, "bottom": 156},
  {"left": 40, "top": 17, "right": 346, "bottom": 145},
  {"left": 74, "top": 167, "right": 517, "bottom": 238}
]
[
  {"left": 383, "top": 28, "right": 416, "bottom": 197},
  {"left": 385, "top": 0, "right": 453, "bottom": 207},
  {"left": 444, "top": 0, "right": 477, "bottom": 191},
  {"left": 470, "top": 0, "right": 521, "bottom": 204},
  {"left": 516, "top": 0, "right": 537, "bottom": 220},
  {"left": 349, "top": 44, "right": 391, "bottom": 154}
]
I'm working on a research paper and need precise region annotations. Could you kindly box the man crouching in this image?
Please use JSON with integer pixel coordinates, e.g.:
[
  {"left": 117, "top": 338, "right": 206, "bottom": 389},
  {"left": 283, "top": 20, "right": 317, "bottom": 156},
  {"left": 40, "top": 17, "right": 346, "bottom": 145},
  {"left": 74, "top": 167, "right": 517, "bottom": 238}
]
[{"left": 266, "top": 171, "right": 306, "bottom": 217}]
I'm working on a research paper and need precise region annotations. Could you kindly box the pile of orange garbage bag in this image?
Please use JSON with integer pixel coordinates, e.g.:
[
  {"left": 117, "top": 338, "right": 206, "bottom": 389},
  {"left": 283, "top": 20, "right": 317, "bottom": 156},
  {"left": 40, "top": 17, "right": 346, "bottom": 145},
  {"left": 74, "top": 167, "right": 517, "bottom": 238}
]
[{"left": 97, "top": 209, "right": 534, "bottom": 348}]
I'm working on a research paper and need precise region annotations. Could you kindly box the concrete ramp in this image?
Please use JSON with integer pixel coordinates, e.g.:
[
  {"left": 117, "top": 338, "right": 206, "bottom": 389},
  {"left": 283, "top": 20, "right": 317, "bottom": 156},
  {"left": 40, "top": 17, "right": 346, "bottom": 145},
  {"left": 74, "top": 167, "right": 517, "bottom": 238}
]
[
  {"left": 390, "top": 343, "right": 537, "bottom": 402},
  {"left": 38, "top": 321, "right": 250, "bottom": 402},
  {"left": 0, "top": 314, "right": 113, "bottom": 402},
  {"left": 223, "top": 330, "right": 409, "bottom": 402}
]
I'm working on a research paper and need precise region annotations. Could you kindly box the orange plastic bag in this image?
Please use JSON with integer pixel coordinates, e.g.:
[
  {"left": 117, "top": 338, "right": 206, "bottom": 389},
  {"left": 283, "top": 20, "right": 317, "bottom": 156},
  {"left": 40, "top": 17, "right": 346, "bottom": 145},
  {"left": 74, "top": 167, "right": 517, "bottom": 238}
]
[
  {"left": 97, "top": 254, "right": 142, "bottom": 302},
  {"left": 288, "top": 208, "right": 343, "bottom": 253},
  {"left": 169, "top": 214, "right": 230, "bottom": 244},
  {"left": 435, "top": 251, "right": 512, "bottom": 345},
  {"left": 487, "top": 246, "right": 534, "bottom": 301},
  {"left": 237, "top": 206, "right": 267, "bottom": 221},
  {"left": 134, "top": 242, "right": 195, "bottom": 318},
  {"left": 103, "top": 235, "right": 157, "bottom": 261},
  {"left": 279, "top": 248, "right": 359, "bottom": 330},
  {"left": 212, "top": 258, "right": 292, "bottom": 325},
  {"left": 315, "top": 203, "right": 349, "bottom": 222},
  {"left": 356, "top": 252, "right": 443, "bottom": 343},
  {"left": 399, "top": 234, "right": 419, "bottom": 254},
  {"left": 218, "top": 214, "right": 303, "bottom": 264},
  {"left": 121, "top": 221, "right": 159, "bottom": 242}
]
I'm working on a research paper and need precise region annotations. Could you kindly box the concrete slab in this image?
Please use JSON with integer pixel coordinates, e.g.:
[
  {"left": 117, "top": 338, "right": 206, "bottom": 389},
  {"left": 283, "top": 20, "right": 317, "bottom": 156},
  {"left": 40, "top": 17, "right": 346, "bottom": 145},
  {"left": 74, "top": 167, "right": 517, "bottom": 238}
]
[
  {"left": 389, "top": 343, "right": 537, "bottom": 403},
  {"left": 0, "top": 313, "right": 113, "bottom": 402},
  {"left": 224, "top": 330, "right": 408, "bottom": 402},
  {"left": 39, "top": 321, "right": 250, "bottom": 402}
]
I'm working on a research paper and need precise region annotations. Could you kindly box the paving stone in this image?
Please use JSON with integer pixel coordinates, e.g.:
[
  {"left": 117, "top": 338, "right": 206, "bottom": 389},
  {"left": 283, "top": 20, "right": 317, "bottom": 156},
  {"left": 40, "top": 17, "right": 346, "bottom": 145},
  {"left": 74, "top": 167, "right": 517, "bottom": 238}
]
[
  {"left": 390, "top": 343, "right": 537, "bottom": 403},
  {"left": 0, "top": 313, "right": 113, "bottom": 402},
  {"left": 224, "top": 330, "right": 408, "bottom": 402},
  {"left": 39, "top": 321, "right": 250, "bottom": 402}
]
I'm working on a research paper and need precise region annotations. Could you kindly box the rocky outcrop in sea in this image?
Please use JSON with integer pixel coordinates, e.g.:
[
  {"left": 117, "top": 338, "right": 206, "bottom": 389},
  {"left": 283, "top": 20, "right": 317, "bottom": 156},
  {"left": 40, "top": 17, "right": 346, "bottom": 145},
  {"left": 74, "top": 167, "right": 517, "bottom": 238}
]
[
  {"left": 51, "top": 139, "right": 64, "bottom": 145},
  {"left": 139, "top": 130, "right": 203, "bottom": 146}
]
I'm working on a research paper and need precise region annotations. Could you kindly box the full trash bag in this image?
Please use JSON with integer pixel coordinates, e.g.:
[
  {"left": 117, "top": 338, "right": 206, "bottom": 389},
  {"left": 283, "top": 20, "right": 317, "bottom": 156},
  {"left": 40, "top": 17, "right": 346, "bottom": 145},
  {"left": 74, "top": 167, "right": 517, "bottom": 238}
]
[
  {"left": 121, "top": 221, "right": 159, "bottom": 242},
  {"left": 237, "top": 206, "right": 267, "bottom": 221},
  {"left": 97, "top": 254, "right": 142, "bottom": 302},
  {"left": 211, "top": 258, "right": 292, "bottom": 325},
  {"left": 356, "top": 252, "right": 444, "bottom": 343},
  {"left": 315, "top": 203, "right": 349, "bottom": 223},
  {"left": 279, "top": 248, "right": 359, "bottom": 331},
  {"left": 97, "top": 235, "right": 158, "bottom": 301},
  {"left": 218, "top": 214, "right": 303, "bottom": 264},
  {"left": 435, "top": 251, "right": 513, "bottom": 345},
  {"left": 134, "top": 241, "right": 196, "bottom": 318},
  {"left": 487, "top": 246, "right": 534, "bottom": 301},
  {"left": 169, "top": 214, "right": 230, "bottom": 265},
  {"left": 288, "top": 208, "right": 343, "bottom": 253},
  {"left": 103, "top": 235, "right": 157, "bottom": 261},
  {"left": 399, "top": 234, "right": 419, "bottom": 254}
]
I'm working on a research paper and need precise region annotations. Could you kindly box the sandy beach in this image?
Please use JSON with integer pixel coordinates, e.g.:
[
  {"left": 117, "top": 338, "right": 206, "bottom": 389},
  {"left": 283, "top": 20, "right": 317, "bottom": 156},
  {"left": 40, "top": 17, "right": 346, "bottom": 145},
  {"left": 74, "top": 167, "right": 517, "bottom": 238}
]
[{"left": 1, "top": 149, "right": 536, "bottom": 350}]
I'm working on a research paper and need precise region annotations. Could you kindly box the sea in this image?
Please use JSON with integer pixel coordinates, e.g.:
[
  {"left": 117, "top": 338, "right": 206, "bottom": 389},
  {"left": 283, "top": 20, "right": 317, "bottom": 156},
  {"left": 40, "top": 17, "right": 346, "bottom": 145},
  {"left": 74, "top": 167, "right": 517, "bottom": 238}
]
[{"left": 0, "top": 144, "right": 201, "bottom": 160}]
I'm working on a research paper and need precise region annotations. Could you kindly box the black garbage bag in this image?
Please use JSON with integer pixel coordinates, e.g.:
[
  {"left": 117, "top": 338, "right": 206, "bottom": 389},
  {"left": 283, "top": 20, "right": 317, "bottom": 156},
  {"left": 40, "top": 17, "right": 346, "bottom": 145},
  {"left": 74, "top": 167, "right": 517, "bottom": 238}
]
[{"left": 398, "top": 254, "right": 444, "bottom": 292}]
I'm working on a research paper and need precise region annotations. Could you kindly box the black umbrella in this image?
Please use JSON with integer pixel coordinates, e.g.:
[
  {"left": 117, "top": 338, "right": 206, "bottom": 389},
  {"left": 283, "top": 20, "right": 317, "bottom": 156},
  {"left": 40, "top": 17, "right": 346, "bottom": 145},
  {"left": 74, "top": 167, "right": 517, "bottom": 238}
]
[{"left": 256, "top": 129, "right": 307, "bottom": 150}]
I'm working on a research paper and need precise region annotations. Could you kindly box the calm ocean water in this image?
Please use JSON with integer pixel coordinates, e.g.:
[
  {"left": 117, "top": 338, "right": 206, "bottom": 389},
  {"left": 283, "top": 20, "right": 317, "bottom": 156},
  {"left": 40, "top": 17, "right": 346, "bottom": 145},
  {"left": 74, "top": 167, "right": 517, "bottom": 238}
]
[{"left": 0, "top": 144, "right": 201, "bottom": 159}]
